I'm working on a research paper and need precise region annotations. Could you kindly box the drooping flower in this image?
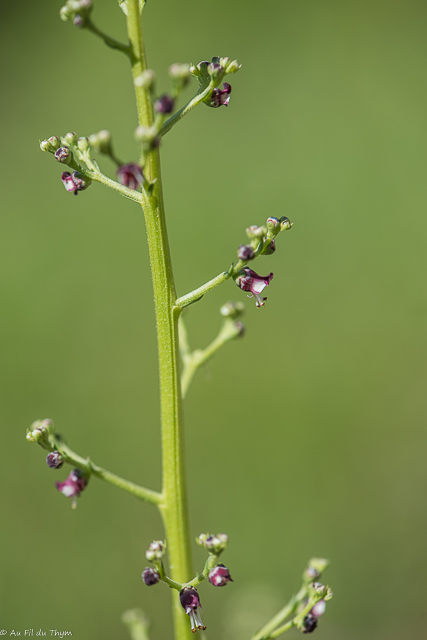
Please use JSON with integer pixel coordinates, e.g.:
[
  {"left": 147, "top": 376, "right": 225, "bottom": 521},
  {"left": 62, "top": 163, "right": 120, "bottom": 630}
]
[
  {"left": 235, "top": 267, "right": 274, "bottom": 308},
  {"left": 55, "top": 469, "right": 88, "bottom": 508},
  {"left": 208, "top": 564, "right": 233, "bottom": 587},
  {"left": 117, "top": 163, "right": 144, "bottom": 190},
  {"left": 207, "top": 83, "right": 232, "bottom": 108},
  {"left": 61, "top": 171, "right": 91, "bottom": 195},
  {"left": 179, "top": 587, "right": 206, "bottom": 633},
  {"left": 142, "top": 567, "right": 160, "bottom": 586}
]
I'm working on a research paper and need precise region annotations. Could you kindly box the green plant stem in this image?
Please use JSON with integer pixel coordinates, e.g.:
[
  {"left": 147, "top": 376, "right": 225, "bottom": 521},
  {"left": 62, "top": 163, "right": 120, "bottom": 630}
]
[
  {"left": 266, "top": 599, "right": 316, "bottom": 640},
  {"left": 181, "top": 321, "right": 242, "bottom": 398},
  {"left": 86, "top": 19, "right": 132, "bottom": 56},
  {"left": 251, "top": 586, "right": 307, "bottom": 640},
  {"left": 43, "top": 436, "right": 162, "bottom": 505},
  {"left": 126, "top": 4, "right": 193, "bottom": 640},
  {"left": 160, "top": 84, "right": 214, "bottom": 137}
]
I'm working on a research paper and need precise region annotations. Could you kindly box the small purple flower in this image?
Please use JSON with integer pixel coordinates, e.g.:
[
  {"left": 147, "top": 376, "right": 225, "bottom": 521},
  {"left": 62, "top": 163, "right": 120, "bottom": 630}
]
[
  {"left": 155, "top": 94, "right": 175, "bottom": 114},
  {"left": 55, "top": 469, "right": 88, "bottom": 508},
  {"left": 208, "top": 564, "right": 233, "bottom": 587},
  {"left": 208, "top": 83, "right": 232, "bottom": 108},
  {"left": 142, "top": 567, "right": 160, "bottom": 586},
  {"left": 46, "top": 451, "right": 64, "bottom": 469},
  {"left": 179, "top": 587, "right": 206, "bottom": 633},
  {"left": 117, "top": 163, "right": 144, "bottom": 191},
  {"left": 61, "top": 171, "right": 91, "bottom": 195},
  {"left": 237, "top": 244, "right": 255, "bottom": 261},
  {"left": 235, "top": 267, "right": 274, "bottom": 308}
]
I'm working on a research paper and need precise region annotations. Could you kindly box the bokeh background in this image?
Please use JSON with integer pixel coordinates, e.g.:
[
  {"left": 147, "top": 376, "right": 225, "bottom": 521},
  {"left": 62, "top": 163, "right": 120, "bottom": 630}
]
[{"left": 1, "top": 0, "right": 427, "bottom": 638}]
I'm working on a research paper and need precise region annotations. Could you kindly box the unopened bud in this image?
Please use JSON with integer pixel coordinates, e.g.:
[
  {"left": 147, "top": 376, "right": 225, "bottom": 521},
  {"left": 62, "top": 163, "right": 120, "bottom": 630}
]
[
  {"left": 142, "top": 567, "right": 160, "bottom": 586},
  {"left": 64, "top": 132, "right": 77, "bottom": 146},
  {"left": 302, "top": 614, "right": 317, "bottom": 634},
  {"left": 225, "top": 59, "right": 241, "bottom": 74},
  {"left": 135, "top": 125, "right": 158, "bottom": 143},
  {"left": 73, "top": 14, "right": 85, "bottom": 27},
  {"left": 89, "top": 130, "right": 112, "bottom": 154},
  {"left": 196, "top": 533, "right": 208, "bottom": 546},
  {"left": 304, "top": 558, "right": 329, "bottom": 582},
  {"left": 55, "top": 147, "right": 73, "bottom": 164},
  {"left": 280, "top": 216, "right": 292, "bottom": 231},
  {"left": 263, "top": 239, "right": 276, "bottom": 255},
  {"left": 208, "top": 564, "right": 233, "bottom": 587},
  {"left": 220, "top": 301, "right": 245, "bottom": 319},
  {"left": 237, "top": 244, "right": 255, "bottom": 261},
  {"left": 60, "top": 5, "right": 73, "bottom": 20},
  {"left": 310, "top": 582, "right": 327, "bottom": 598},
  {"left": 46, "top": 451, "right": 64, "bottom": 469},
  {"left": 266, "top": 216, "right": 281, "bottom": 236},
  {"left": 77, "top": 136, "right": 90, "bottom": 153},
  {"left": 169, "top": 63, "right": 191, "bottom": 89},
  {"left": 246, "top": 225, "right": 267, "bottom": 239},
  {"left": 208, "top": 62, "right": 223, "bottom": 80},
  {"left": 155, "top": 95, "right": 175, "bottom": 114},
  {"left": 233, "top": 321, "right": 245, "bottom": 337},
  {"left": 145, "top": 540, "right": 166, "bottom": 562},
  {"left": 134, "top": 69, "right": 155, "bottom": 90}
]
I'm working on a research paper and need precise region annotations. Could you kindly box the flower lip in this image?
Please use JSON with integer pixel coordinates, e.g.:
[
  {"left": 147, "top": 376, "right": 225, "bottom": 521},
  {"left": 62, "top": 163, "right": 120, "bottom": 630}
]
[
  {"left": 235, "top": 267, "right": 274, "bottom": 308},
  {"left": 208, "top": 83, "right": 232, "bottom": 108}
]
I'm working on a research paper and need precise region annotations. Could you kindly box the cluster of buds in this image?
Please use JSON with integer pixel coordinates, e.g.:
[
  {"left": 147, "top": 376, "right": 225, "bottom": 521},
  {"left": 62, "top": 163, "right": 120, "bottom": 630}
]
[
  {"left": 233, "top": 215, "right": 293, "bottom": 308},
  {"left": 26, "top": 418, "right": 54, "bottom": 444},
  {"left": 145, "top": 540, "right": 166, "bottom": 562},
  {"left": 220, "top": 300, "right": 245, "bottom": 337},
  {"left": 196, "top": 532, "right": 229, "bottom": 554},
  {"left": 303, "top": 557, "right": 329, "bottom": 583},
  {"left": 40, "top": 133, "right": 94, "bottom": 195},
  {"left": 60, "top": 0, "right": 93, "bottom": 28},
  {"left": 298, "top": 578, "right": 333, "bottom": 634},
  {"left": 191, "top": 57, "right": 241, "bottom": 109}
]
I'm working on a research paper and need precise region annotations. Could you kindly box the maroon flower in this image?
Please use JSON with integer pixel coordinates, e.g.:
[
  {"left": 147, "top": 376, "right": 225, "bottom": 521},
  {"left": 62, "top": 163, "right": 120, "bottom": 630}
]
[
  {"left": 117, "top": 163, "right": 144, "bottom": 190},
  {"left": 208, "top": 564, "right": 233, "bottom": 587},
  {"left": 207, "top": 83, "right": 232, "bottom": 108},
  {"left": 302, "top": 614, "right": 318, "bottom": 634},
  {"left": 61, "top": 171, "right": 91, "bottom": 195},
  {"left": 179, "top": 587, "right": 206, "bottom": 633},
  {"left": 237, "top": 245, "right": 255, "bottom": 261},
  {"left": 142, "top": 567, "right": 160, "bottom": 586},
  {"left": 55, "top": 469, "right": 88, "bottom": 508},
  {"left": 235, "top": 267, "right": 274, "bottom": 308}
]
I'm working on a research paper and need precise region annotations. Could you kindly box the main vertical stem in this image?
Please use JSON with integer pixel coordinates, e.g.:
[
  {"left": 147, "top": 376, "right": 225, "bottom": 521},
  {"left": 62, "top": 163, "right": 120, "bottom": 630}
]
[{"left": 126, "top": 4, "right": 193, "bottom": 640}]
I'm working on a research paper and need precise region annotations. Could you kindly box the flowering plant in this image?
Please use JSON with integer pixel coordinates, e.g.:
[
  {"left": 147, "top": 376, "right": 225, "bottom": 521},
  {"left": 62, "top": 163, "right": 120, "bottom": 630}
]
[{"left": 28, "top": 1, "right": 333, "bottom": 638}]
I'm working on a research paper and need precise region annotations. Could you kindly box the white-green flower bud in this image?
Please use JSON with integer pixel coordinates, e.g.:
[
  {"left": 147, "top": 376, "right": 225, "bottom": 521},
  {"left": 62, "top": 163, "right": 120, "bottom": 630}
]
[
  {"left": 60, "top": 5, "right": 73, "bottom": 21},
  {"left": 77, "top": 136, "right": 90, "bottom": 153},
  {"left": 225, "top": 59, "right": 241, "bottom": 74},
  {"left": 40, "top": 139, "right": 52, "bottom": 153},
  {"left": 246, "top": 225, "right": 267, "bottom": 240},
  {"left": 220, "top": 301, "right": 245, "bottom": 319},
  {"left": 134, "top": 70, "right": 156, "bottom": 90},
  {"left": 280, "top": 216, "right": 292, "bottom": 231},
  {"left": 64, "top": 132, "right": 77, "bottom": 146},
  {"left": 169, "top": 63, "right": 191, "bottom": 82}
]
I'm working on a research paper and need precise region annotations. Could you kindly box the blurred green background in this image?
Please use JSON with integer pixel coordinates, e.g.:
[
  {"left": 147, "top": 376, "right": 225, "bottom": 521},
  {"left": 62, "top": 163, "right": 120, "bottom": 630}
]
[{"left": 1, "top": 0, "right": 427, "bottom": 638}]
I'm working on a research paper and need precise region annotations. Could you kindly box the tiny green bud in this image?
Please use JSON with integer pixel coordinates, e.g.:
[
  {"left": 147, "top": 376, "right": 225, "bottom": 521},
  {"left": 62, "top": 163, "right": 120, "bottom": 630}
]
[
  {"left": 224, "top": 59, "right": 241, "bottom": 74},
  {"left": 89, "top": 130, "right": 112, "bottom": 154},
  {"left": 196, "top": 533, "right": 208, "bottom": 546},
  {"left": 263, "top": 239, "right": 276, "bottom": 255},
  {"left": 309, "top": 582, "right": 327, "bottom": 599},
  {"left": 306, "top": 558, "right": 329, "bottom": 578},
  {"left": 169, "top": 63, "right": 191, "bottom": 88},
  {"left": 280, "top": 216, "right": 292, "bottom": 231},
  {"left": 40, "top": 140, "right": 52, "bottom": 153},
  {"left": 219, "top": 57, "right": 231, "bottom": 69},
  {"left": 324, "top": 587, "right": 333, "bottom": 601},
  {"left": 48, "top": 136, "right": 61, "bottom": 151},
  {"left": 203, "top": 533, "right": 228, "bottom": 554},
  {"left": 60, "top": 5, "right": 73, "bottom": 21},
  {"left": 266, "top": 216, "right": 281, "bottom": 237},
  {"left": 77, "top": 136, "right": 90, "bottom": 153},
  {"left": 246, "top": 225, "right": 267, "bottom": 240},
  {"left": 26, "top": 418, "right": 54, "bottom": 444},
  {"left": 208, "top": 62, "right": 223, "bottom": 80},
  {"left": 220, "top": 301, "right": 245, "bottom": 319},
  {"left": 135, "top": 125, "right": 158, "bottom": 143},
  {"left": 134, "top": 70, "right": 156, "bottom": 90},
  {"left": 64, "top": 132, "right": 77, "bottom": 146}
]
